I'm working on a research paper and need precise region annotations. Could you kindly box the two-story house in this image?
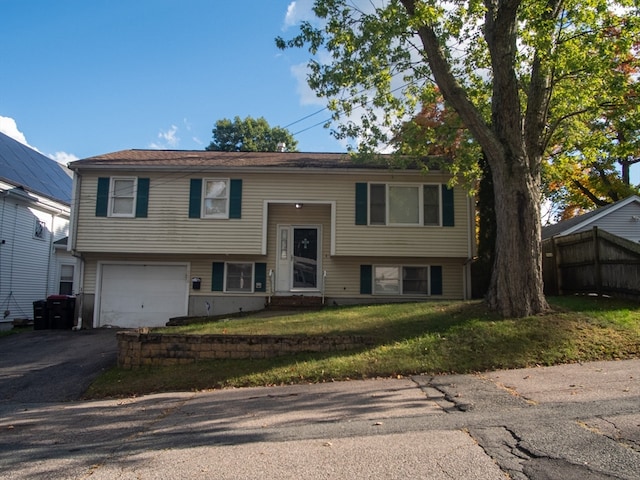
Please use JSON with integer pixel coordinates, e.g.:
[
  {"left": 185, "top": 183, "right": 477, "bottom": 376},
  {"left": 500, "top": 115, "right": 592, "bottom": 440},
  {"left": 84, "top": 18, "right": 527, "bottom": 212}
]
[
  {"left": 0, "top": 132, "right": 75, "bottom": 330},
  {"left": 68, "top": 150, "right": 476, "bottom": 328}
]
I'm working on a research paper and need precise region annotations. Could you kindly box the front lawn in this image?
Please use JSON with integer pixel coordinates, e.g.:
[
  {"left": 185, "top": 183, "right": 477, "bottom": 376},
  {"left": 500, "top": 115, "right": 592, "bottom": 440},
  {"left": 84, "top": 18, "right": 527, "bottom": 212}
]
[{"left": 85, "top": 296, "right": 640, "bottom": 399}]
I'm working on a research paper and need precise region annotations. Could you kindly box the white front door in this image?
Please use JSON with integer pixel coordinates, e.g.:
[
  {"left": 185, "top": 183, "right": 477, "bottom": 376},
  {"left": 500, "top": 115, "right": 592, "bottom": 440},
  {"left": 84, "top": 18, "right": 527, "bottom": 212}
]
[{"left": 276, "top": 225, "right": 320, "bottom": 292}]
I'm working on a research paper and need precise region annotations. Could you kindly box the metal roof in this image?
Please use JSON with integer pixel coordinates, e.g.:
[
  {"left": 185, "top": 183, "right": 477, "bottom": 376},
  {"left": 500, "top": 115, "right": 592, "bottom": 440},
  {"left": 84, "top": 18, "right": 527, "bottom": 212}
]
[{"left": 0, "top": 132, "right": 73, "bottom": 205}]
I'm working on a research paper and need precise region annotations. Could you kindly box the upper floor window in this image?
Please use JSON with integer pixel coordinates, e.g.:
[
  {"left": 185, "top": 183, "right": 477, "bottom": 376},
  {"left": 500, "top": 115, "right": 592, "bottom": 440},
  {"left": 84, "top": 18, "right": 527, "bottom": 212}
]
[
  {"left": 34, "top": 219, "right": 46, "bottom": 240},
  {"left": 369, "top": 183, "right": 440, "bottom": 226},
  {"left": 110, "top": 177, "right": 136, "bottom": 217},
  {"left": 203, "top": 179, "right": 229, "bottom": 218},
  {"left": 189, "top": 178, "right": 242, "bottom": 219},
  {"left": 356, "top": 182, "right": 454, "bottom": 227},
  {"left": 96, "top": 177, "right": 149, "bottom": 218}
]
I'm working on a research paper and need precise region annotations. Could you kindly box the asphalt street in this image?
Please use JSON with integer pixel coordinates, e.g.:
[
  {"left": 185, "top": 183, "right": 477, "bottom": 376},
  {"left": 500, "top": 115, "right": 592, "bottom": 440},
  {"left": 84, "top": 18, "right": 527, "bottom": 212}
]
[{"left": 0, "top": 330, "right": 638, "bottom": 479}]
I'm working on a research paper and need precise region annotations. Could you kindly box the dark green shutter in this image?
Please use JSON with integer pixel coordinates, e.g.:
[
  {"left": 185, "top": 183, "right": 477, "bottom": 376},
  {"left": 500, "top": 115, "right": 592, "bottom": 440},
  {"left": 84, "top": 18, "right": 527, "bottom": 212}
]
[
  {"left": 189, "top": 179, "right": 202, "bottom": 218},
  {"left": 212, "top": 262, "right": 225, "bottom": 291},
  {"left": 229, "top": 179, "right": 242, "bottom": 219},
  {"left": 360, "top": 265, "right": 372, "bottom": 294},
  {"left": 355, "top": 183, "right": 368, "bottom": 225},
  {"left": 442, "top": 185, "right": 454, "bottom": 227},
  {"left": 95, "top": 177, "right": 110, "bottom": 217},
  {"left": 135, "top": 178, "right": 149, "bottom": 218},
  {"left": 255, "top": 262, "right": 267, "bottom": 292},
  {"left": 430, "top": 266, "right": 443, "bottom": 295}
]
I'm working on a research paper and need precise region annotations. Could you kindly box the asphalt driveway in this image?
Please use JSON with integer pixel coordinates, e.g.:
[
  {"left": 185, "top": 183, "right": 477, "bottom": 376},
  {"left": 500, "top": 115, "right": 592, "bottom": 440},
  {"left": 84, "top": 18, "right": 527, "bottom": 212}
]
[{"left": 0, "top": 329, "right": 118, "bottom": 404}]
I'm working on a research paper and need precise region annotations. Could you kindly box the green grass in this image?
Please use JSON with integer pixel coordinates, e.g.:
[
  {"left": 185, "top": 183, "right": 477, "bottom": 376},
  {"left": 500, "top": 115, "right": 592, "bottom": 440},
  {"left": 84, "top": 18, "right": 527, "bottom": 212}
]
[{"left": 84, "top": 296, "right": 640, "bottom": 399}]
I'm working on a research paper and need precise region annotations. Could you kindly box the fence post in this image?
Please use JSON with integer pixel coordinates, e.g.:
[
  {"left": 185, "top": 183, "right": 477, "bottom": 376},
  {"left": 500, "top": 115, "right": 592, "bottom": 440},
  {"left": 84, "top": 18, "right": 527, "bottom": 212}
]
[{"left": 593, "top": 226, "right": 602, "bottom": 295}]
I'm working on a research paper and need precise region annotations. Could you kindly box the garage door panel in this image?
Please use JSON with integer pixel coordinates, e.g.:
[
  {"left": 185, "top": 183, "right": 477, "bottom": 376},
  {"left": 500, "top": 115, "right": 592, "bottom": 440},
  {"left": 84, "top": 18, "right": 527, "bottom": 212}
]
[{"left": 99, "top": 264, "right": 188, "bottom": 328}]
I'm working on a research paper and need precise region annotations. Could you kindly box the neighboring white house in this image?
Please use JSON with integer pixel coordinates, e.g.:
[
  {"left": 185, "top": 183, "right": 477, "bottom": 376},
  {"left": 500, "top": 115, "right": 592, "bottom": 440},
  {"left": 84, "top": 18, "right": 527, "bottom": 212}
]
[
  {"left": 542, "top": 195, "right": 640, "bottom": 243},
  {"left": 0, "top": 132, "right": 76, "bottom": 330}
]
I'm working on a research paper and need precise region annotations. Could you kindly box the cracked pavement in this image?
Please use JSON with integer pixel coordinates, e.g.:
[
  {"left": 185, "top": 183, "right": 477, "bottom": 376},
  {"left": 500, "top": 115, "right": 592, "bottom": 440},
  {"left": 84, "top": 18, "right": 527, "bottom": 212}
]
[{"left": 1, "top": 330, "right": 638, "bottom": 479}]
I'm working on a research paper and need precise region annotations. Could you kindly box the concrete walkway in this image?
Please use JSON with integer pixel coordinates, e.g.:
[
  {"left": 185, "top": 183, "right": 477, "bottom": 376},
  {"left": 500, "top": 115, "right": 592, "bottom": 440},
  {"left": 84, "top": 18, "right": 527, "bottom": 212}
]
[{"left": 1, "top": 358, "right": 638, "bottom": 479}]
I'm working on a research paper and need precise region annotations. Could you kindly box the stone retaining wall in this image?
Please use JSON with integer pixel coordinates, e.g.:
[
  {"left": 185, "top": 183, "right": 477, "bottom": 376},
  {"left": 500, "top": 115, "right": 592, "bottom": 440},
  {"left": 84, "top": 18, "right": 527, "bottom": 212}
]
[{"left": 117, "top": 331, "right": 376, "bottom": 369}]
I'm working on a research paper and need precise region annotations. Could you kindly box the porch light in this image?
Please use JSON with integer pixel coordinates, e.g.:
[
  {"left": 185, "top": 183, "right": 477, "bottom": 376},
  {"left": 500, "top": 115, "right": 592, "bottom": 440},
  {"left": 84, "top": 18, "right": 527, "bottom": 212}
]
[{"left": 295, "top": 203, "right": 303, "bottom": 209}]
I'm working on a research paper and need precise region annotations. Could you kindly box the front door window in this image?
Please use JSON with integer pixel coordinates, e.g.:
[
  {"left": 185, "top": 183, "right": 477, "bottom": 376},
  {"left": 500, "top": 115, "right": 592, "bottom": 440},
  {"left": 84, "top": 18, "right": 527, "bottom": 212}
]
[{"left": 293, "top": 228, "right": 318, "bottom": 288}]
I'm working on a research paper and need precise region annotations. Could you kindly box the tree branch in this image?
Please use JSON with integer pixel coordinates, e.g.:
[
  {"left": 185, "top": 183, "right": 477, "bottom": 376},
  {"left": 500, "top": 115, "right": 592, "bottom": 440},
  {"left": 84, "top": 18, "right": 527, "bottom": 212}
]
[{"left": 399, "top": 0, "right": 502, "bottom": 162}]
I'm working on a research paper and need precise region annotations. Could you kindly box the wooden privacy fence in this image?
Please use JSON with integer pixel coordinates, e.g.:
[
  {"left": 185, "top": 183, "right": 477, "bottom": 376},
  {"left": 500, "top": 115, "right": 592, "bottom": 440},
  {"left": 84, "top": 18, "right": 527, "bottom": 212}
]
[{"left": 543, "top": 227, "right": 640, "bottom": 300}]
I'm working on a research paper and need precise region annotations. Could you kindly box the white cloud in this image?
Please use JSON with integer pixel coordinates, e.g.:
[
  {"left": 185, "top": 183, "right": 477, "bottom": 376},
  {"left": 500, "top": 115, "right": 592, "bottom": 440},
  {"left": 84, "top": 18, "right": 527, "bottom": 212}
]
[
  {"left": 0, "top": 115, "right": 78, "bottom": 164},
  {"left": 149, "top": 125, "right": 180, "bottom": 149},
  {"left": 0, "top": 115, "right": 31, "bottom": 147},
  {"left": 291, "top": 63, "right": 325, "bottom": 107},
  {"left": 283, "top": 0, "right": 316, "bottom": 29},
  {"left": 49, "top": 151, "right": 79, "bottom": 164}
]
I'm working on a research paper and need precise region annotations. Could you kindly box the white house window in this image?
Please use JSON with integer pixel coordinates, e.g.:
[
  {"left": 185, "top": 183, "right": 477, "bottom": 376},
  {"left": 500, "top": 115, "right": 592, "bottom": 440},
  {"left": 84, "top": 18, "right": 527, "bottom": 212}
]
[
  {"left": 203, "top": 179, "right": 229, "bottom": 218},
  {"left": 59, "top": 264, "right": 75, "bottom": 295},
  {"left": 225, "top": 262, "right": 253, "bottom": 292},
  {"left": 374, "top": 265, "right": 429, "bottom": 295},
  {"left": 110, "top": 177, "right": 136, "bottom": 217},
  {"left": 369, "top": 183, "right": 440, "bottom": 226},
  {"left": 34, "top": 219, "right": 46, "bottom": 240}
]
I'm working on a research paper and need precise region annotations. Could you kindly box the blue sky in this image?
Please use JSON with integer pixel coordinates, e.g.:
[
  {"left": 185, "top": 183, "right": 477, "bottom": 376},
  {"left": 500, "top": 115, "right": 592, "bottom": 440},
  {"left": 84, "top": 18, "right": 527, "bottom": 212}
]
[
  {"left": 1, "top": 1, "right": 637, "bottom": 188},
  {"left": 0, "top": 0, "right": 338, "bottom": 162}
]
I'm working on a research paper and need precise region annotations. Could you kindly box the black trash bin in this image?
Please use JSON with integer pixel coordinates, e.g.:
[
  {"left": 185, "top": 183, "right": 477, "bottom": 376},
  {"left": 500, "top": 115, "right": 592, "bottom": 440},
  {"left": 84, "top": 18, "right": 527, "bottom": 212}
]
[
  {"left": 47, "top": 295, "right": 76, "bottom": 330},
  {"left": 33, "top": 300, "right": 49, "bottom": 330}
]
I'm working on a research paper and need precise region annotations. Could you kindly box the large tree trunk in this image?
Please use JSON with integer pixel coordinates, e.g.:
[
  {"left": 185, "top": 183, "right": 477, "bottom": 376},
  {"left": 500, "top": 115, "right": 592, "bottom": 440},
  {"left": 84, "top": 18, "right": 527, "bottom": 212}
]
[
  {"left": 402, "top": 0, "right": 550, "bottom": 317},
  {"left": 486, "top": 154, "right": 549, "bottom": 317}
]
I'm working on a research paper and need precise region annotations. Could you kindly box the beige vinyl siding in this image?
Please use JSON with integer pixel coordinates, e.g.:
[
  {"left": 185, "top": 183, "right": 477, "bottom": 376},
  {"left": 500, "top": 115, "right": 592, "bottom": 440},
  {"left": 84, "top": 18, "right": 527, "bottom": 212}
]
[{"left": 74, "top": 170, "right": 471, "bottom": 258}]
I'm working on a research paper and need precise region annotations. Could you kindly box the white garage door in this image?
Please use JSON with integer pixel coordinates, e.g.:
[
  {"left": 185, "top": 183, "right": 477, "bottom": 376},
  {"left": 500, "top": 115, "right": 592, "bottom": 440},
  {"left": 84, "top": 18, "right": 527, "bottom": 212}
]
[{"left": 98, "top": 264, "right": 188, "bottom": 328}]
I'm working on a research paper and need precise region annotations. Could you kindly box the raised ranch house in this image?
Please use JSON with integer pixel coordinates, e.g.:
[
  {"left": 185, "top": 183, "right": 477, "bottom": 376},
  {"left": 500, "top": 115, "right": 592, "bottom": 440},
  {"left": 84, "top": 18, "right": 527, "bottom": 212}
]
[{"left": 67, "top": 150, "right": 476, "bottom": 329}]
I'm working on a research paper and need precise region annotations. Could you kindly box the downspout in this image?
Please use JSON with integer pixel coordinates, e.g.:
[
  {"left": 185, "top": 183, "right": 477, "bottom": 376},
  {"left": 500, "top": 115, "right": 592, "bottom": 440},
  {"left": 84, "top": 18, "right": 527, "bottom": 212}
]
[
  {"left": 69, "top": 168, "right": 84, "bottom": 330},
  {"left": 44, "top": 212, "right": 57, "bottom": 298},
  {"left": 72, "top": 257, "right": 85, "bottom": 330}
]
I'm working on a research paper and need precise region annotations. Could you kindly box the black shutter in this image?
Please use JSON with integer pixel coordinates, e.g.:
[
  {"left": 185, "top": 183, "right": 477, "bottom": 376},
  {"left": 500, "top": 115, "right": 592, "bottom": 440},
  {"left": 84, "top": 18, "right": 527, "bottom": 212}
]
[
  {"left": 355, "top": 183, "right": 368, "bottom": 225},
  {"left": 442, "top": 185, "right": 454, "bottom": 227},
  {"left": 255, "top": 263, "right": 267, "bottom": 292},
  {"left": 360, "top": 265, "right": 372, "bottom": 294},
  {"left": 95, "top": 177, "right": 110, "bottom": 217},
  {"left": 430, "top": 266, "right": 443, "bottom": 295},
  {"left": 135, "top": 178, "right": 150, "bottom": 218},
  {"left": 212, "top": 262, "right": 225, "bottom": 291},
  {"left": 229, "top": 179, "right": 242, "bottom": 219},
  {"left": 189, "top": 179, "right": 202, "bottom": 218}
]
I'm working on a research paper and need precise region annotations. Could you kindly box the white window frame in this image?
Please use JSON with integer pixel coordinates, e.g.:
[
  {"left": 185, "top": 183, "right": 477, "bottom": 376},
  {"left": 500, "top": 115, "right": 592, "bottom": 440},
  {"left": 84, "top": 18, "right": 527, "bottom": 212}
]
[
  {"left": 368, "top": 183, "right": 441, "bottom": 226},
  {"left": 202, "top": 178, "right": 230, "bottom": 219},
  {"left": 224, "top": 262, "right": 255, "bottom": 293},
  {"left": 109, "top": 177, "right": 137, "bottom": 217},
  {"left": 58, "top": 263, "right": 75, "bottom": 295},
  {"left": 373, "top": 265, "right": 430, "bottom": 296}
]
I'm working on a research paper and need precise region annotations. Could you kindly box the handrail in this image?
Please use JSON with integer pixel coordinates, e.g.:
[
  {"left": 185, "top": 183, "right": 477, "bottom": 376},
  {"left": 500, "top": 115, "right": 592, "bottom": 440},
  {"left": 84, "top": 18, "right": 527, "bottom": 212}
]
[{"left": 268, "top": 269, "right": 274, "bottom": 304}]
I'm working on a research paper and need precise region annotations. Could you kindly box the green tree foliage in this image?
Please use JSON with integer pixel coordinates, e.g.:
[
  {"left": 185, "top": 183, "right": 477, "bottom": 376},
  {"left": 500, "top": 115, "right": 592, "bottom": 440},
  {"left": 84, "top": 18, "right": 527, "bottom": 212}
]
[
  {"left": 206, "top": 116, "right": 298, "bottom": 152},
  {"left": 278, "top": 0, "right": 639, "bottom": 317}
]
